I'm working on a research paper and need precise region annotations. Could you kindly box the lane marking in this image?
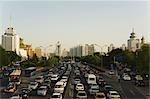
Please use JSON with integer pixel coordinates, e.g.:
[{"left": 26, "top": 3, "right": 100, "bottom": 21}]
[{"left": 129, "top": 89, "right": 135, "bottom": 95}]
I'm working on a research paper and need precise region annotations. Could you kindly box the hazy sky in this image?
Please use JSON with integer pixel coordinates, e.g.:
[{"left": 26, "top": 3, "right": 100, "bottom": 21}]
[{"left": 0, "top": 0, "right": 149, "bottom": 52}]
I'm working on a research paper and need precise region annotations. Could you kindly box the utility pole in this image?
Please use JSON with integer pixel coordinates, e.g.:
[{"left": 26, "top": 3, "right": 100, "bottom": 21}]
[{"left": 56, "top": 41, "right": 61, "bottom": 58}]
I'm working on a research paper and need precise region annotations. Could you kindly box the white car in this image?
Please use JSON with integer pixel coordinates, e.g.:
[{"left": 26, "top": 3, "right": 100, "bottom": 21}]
[
  {"left": 60, "top": 79, "right": 67, "bottom": 87},
  {"left": 35, "top": 76, "right": 44, "bottom": 84},
  {"left": 107, "top": 90, "right": 121, "bottom": 99},
  {"left": 51, "top": 74, "right": 59, "bottom": 81},
  {"left": 51, "top": 92, "right": 62, "bottom": 99},
  {"left": 10, "top": 94, "right": 22, "bottom": 99},
  {"left": 28, "top": 82, "right": 38, "bottom": 90},
  {"left": 123, "top": 75, "right": 131, "bottom": 81},
  {"left": 76, "top": 83, "right": 84, "bottom": 91},
  {"left": 37, "top": 86, "right": 48, "bottom": 96},
  {"left": 109, "top": 70, "right": 115, "bottom": 75},
  {"left": 62, "top": 76, "right": 68, "bottom": 82},
  {"left": 54, "top": 81, "right": 65, "bottom": 93}
]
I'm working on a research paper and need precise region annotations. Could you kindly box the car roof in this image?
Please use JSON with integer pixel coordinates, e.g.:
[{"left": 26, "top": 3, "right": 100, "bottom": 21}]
[
  {"left": 78, "top": 91, "right": 86, "bottom": 93},
  {"left": 77, "top": 83, "right": 83, "bottom": 85},
  {"left": 52, "top": 93, "right": 61, "bottom": 95},
  {"left": 109, "top": 90, "right": 118, "bottom": 93},
  {"left": 39, "top": 86, "right": 47, "bottom": 88}
]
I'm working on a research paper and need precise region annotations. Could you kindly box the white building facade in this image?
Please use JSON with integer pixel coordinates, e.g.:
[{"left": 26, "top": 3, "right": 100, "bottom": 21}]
[
  {"left": 127, "top": 30, "right": 141, "bottom": 52},
  {"left": 2, "top": 26, "right": 27, "bottom": 59},
  {"left": 2, "top": 27, "right": 20, "bottom": 54}
]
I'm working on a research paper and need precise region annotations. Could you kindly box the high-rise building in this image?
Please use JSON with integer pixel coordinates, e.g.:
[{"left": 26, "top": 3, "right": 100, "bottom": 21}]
[
  {"left": 69, "top": 44, "right": 94, "bottom": 57},
  {"left": 35, "top": 47, "right": 42, "bottom": 58},
  {"left": 108, "top": 44, "right": 115, "bottom": 52},
  {"left": 24, "top": 44, "right": 33, "bottom": 58},
  {"left": 2, "top": 27, "right": 20, "bottom": 54},
  {"left": 127, "top": 29, "right": 141, "bottom": 52},
  {"left": 84, "top": 44, "right": 94, "bottom": 56},
  {"left": 76, "top": 45, "right": 84, "bottom": 57},
  {"left": 121, "top": 44, "right": 126, "bottom": 51}
]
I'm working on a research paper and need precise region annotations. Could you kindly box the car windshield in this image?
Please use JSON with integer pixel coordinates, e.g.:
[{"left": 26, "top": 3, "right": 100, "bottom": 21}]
[
  {"left": 78, "top": 85, "right": 82, "bottom": 87},
  {"left": 97, "top": 95, "right": 105, "bottom": 98},
  {"left": 111, "top": 92, "right": 119, "bottom": 95},
  {"left": 36, "top": 78, "right": 42, "bottom": 80},
  {"left": 55, "top": 85, "right": 63, "bottom": 88},
  {"left": 31, "top": 83, "right": 36, "bottom": 85},
  {"left": 78, "top": 92, "right": 86, "bottom": 96},
  {"left": 52, "top": 95, "right": 60, "bottom": 98},
  {"left": 106, "top": 86, "right": 113, "bottom": 90},
  {"left": 39, "top": 88, "right": 46, "bottom": 90},
  {"left": 44, "top": 81, "right": 50, "bottom": 83},
  {"left": 89, "top": 78, "right": 95, "bottom": 80}
]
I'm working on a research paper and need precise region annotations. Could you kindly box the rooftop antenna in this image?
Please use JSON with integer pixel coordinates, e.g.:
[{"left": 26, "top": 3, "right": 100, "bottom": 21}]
[
  {"left": 132, "top": 27, "right": 134, "bottom": 33},
  {"left": 9, "top": 13, "right": 12, "bottom": 27}
]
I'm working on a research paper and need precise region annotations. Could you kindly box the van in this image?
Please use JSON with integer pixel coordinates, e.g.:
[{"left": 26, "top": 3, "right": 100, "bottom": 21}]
[{"left": 87, "top": 74, "right": 96, "bottom": 85}]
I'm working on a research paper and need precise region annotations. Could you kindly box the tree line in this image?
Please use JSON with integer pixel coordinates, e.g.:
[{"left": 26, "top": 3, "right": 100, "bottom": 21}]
[{"left": 79, "top": 44, "right": 149, "bottom": 74}]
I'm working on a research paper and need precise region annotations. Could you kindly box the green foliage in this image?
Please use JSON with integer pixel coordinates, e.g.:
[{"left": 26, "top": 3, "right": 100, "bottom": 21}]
[
  {"left": 20, "top": 60, "right": 36, "bottom": 69},
  {"left": 136, "top": 44, "right": 149, "bottom": 74},
  {"left": 80, "top": 54, "right": 101, "bottom": 66},
  {"left": 0, "top": 46, "right": 21, "bottom": 67},
  {"left": 46, "top": 56, "right": 59, "bottom": 67}
]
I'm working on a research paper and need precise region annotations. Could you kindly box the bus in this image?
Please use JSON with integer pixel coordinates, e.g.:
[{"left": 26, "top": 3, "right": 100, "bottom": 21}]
[
  {"left": 87, "top": 74, "right": 97, "bottom": 85},
  {"left": 24, "top": 67, "right": 36, "bottom": 77},
  {"left": 9, "top": 69, "right": 22, "bottom": 85}
]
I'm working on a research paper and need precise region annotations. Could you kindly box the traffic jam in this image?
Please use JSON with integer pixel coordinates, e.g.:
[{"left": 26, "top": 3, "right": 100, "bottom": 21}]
[{"left": 0, "top": 61, "right": 147, "bottom": 99}]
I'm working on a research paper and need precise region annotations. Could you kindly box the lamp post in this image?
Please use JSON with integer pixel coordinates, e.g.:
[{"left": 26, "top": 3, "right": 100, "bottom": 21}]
[
  {"left": 94, "top": 44, "right": 108, "bottom": 68},
  {"left": 40, "top": 45, "right": 53, "bottom": 59}
]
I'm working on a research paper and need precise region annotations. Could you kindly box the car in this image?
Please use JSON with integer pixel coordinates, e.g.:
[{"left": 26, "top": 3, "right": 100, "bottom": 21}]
[
  {"left": 108, "top": 70, "right": 115, "bottom": 75},
  {"left": 107, "top": 90, "right": 121, "bottom": 99},
  {"left": 62, "top": 76, "right": 68, "bottom": 82},
  {"left": 60, "top": 79, "right": 67, "bottom": 87},
  {"left": 135, "top": 80, "right": 145, "bottom": 86},
  {"left": 37, "top": 86, "right": 48, "bottom": 96},
  {"left": 89, "top": 84, "right": 99, "bottom": 95},
  {"left": 20, "top": 88, "right": 31, "bottom": 99},
  {"left": 3, "top": 83, "right": 16, "bottom": 93},
  {"left": 35, "top": 76, "right": 44, "bottom": 84},
  {"left": 43, "top": 79, "right": 51, "bottom": 88},
  {"left": 54, "top": 81, "right": 65, "bottom": 93},
  {"left": 98, "top": 79, "right": 106, "bottom": 87},
  {"left": 76, "top": 83, "right": 84, "bottom": 91},
  {"left": 76, "top": 91, "right": 87, "bottom": 99},
  {"left": 74, "top": 78, "right": 81, "bottom": 85},
  {"left": 104, "top": 84, "right": 113, "bottom": 93},
  {"left": 135, "top": 75, "right": 143, "bottom": 81},
  {"left": 10, "top": 94, "right": 22, "bottom": 99},
  {"left": 28, "top": 82, "right": 38, "bottom": 90},
  {"left": 123, "top": 74, "right": 131, "bottom": 81},
  {"left": 95, "top": 92, "right": 106, "bottom": 99},
  {"left": 51, "top": 74, "right": 59, "bottom": 82},
  {"left": 51, "top": 92, "right": 63, "bottom": 99}
]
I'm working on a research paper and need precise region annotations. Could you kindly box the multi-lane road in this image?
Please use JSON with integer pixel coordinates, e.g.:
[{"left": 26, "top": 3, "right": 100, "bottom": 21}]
[{"left": 0, "top": 62, "right": 149, "bottom": 99}]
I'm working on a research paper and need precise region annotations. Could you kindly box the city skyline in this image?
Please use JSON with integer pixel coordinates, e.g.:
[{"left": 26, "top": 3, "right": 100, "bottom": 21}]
[{"left": 0, "top": 1, "right": 149, "bottom": 51}]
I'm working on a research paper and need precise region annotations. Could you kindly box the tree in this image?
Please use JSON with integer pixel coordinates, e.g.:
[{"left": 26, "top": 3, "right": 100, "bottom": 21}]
[
  {"left": 46, "top": 56, "right": 59, "bottom": 67},
  {"left": 31, "top": 54, "right": 39, "bottom": 65},
  {"left": 136, "top": 44, "right": 149, "bottom": 74}
]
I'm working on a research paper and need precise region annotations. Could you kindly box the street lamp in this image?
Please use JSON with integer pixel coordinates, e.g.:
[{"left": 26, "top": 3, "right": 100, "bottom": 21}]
[
  {"left": 94, "top": 44, "right": 108, "bottom": 68},
  {"left": 40, "top": 45, "right": 53, "bottom": 58}
]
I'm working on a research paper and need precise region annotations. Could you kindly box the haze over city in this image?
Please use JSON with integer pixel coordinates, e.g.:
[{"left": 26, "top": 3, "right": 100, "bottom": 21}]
[{"left": 0, "top": 0, "right": 149, "bottom": 52}]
